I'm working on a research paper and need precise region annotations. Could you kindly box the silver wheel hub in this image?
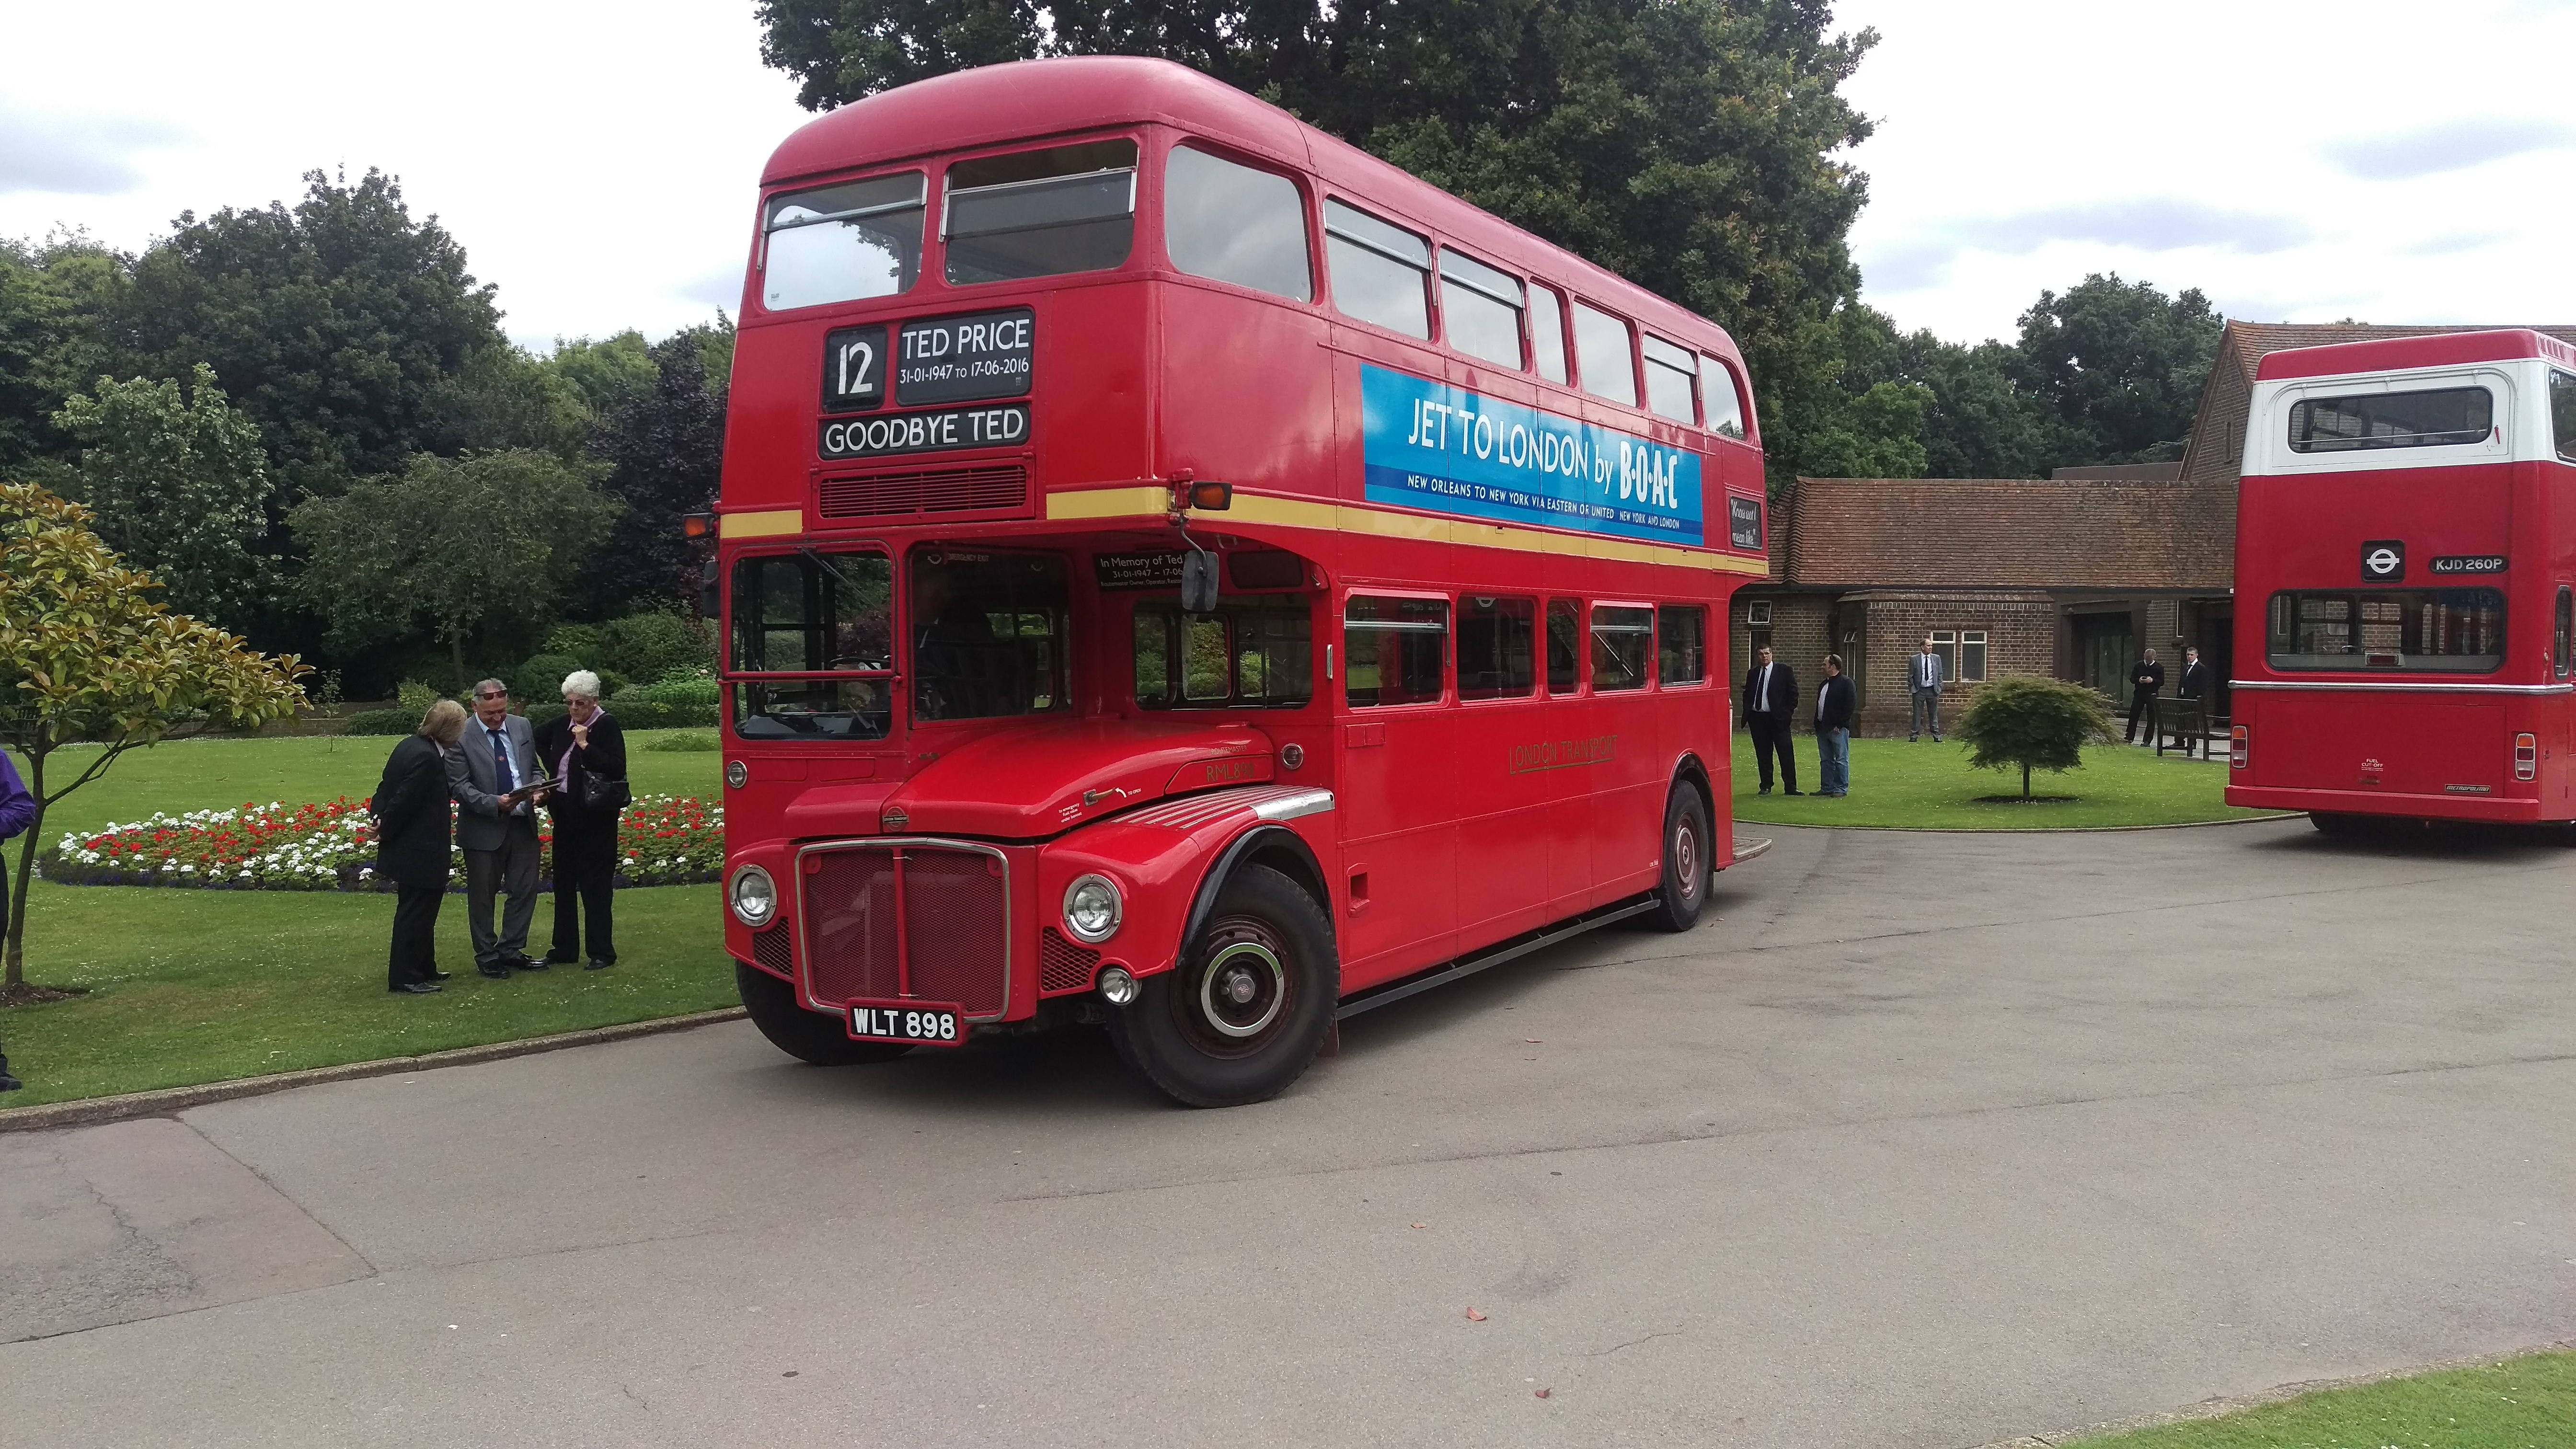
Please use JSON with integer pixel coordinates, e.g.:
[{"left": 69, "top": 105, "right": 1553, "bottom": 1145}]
[{"left": 1198, "top": 942, "right": 1286, "bottom": 1038}]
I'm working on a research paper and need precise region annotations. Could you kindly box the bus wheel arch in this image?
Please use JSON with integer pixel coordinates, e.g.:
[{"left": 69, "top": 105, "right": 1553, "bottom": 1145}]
[
  {"left": 1648, "top": 775, "right": 1713, "bottom": 933},
  {"left": 1110, "top": 840, "right": 1338, "bottom": 1107},
  {"left": 735, "top": 963, "right": 915, "bottom": 1067}
]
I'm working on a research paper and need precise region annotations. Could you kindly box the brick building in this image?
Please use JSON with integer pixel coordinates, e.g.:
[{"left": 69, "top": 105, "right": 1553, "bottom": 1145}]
[{"left": 1735, "top": 320, "right": 2576, "bottom": 734}]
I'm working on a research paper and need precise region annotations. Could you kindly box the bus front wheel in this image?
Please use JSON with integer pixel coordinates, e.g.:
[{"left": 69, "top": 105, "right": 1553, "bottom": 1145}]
[
  {"left": 1107, "top": 864, "right": 1338, "bottom": 1108},
  {"left": 736, "top": 962, "right": 915, "bottom": 1066},
  {"left": 1648, "top": 783, "right": 1712, "bottom": 932}
]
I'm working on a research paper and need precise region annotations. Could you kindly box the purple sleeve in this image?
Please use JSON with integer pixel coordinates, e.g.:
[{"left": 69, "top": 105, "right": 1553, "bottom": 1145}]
[{"left": 0, "top": 752, "right": 34, "bottom": 842}]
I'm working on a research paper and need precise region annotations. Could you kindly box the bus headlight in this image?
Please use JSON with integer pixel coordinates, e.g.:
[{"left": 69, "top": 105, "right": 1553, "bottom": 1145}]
[
  {"left": 1063, "top": 874, "right": 1124, "bottom": 943},
  {"left": 729, "top": 864, "right": 779, "bottom": 929}
]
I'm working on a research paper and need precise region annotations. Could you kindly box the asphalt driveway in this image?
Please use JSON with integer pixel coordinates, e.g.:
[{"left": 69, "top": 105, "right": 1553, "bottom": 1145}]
[{"left": 2, "top": 818, "right": 2570, "bottom": 1447}]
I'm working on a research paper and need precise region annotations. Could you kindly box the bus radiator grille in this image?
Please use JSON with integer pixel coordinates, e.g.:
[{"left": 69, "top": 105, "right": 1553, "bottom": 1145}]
[
  {"left": 1038, "top": 928, "right": 1102, "bottom": 996},
  {"left": 800, "top": 845, "right": 1008, "bottom": 1017},
  {"left": 817, "top": 465, "right": 1028, "bottom": 520}
]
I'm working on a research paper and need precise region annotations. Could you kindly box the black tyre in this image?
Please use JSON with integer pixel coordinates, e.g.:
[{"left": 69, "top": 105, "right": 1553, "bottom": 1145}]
[
  {"left": 2309, "top": 812, "right": 2367, "bottom": 837},
  {"left": 1106, "top": 864, "right": 1337, "bottom": 1107},
  {"left": 1648, "top": 782, "right": 1712, "bottom": 932},
  {"left": 736, "top": 962, "right": 914, "bottom": 1066}
]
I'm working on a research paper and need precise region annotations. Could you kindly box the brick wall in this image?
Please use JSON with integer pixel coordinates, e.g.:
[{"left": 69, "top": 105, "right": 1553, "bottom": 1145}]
[
  {"left": 1729, "top": 590, "right": 1832, "bottom": 725},
  {"left": 1854, "top": 593, "right": 2058, "bottom": 736}
]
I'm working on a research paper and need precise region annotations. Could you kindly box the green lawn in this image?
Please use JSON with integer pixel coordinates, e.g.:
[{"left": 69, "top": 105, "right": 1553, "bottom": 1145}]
[
  {"left": 0, "top": 731, "right": 731, "bottom": 1109},
  {"left": 1731, "top": 733, "right": 2284, "bottom": 830},
  {"left": 2068, "top": 1350, "right": 2576, "bottom": 1448}
]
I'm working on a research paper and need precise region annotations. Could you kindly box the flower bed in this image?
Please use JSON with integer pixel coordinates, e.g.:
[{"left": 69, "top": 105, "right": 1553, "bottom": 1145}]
[{"left": 40, "top": 794, "right": 723, "bottom": 892}]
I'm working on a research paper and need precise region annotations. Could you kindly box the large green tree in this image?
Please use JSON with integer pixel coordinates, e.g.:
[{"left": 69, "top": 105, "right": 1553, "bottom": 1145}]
[
  {"left": 755, "top": 0, "right": 1883, "bottom": 490},
  {"left": 2010, "top": 274, "right": 2222, "bottom": 466},
  {"left": 52, "top": 364, "right": 280, "bottom": 629},
  {"left": 290, "top": 449, "right": 619, "bottom": 690},
  {"left": 581, "top": 325, "right": 730, "bottom": 619},
  {"left": 0, "top": 236, "right": 129, "bottom": 472}
]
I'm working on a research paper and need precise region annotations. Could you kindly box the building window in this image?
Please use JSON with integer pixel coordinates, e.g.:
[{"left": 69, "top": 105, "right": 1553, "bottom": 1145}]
[
  {"left": 1961, "top": 631, "right": 1987, "bottom": 681},
  {"left": 1929, "top": 631, "right": 1957, "bottom": 683},
  {"left": 1744, "top": 600, "right": 1772, "bottom": 627}
]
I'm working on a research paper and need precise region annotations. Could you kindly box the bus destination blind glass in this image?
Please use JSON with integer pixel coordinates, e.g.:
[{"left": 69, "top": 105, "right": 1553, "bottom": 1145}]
[{"left": 1359, "top": 365, "right": 1703, "bottom": 546}]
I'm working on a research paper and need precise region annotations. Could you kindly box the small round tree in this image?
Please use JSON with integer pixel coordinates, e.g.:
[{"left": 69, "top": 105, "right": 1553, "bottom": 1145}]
[{"left": 1951, "top": 677, "right": 2115, "bottom": 800}]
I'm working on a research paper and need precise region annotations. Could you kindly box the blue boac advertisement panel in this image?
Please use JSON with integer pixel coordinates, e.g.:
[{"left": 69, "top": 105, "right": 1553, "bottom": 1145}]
[{"left": 1360, "top": 364, "right": 1703, "bottom": 546}]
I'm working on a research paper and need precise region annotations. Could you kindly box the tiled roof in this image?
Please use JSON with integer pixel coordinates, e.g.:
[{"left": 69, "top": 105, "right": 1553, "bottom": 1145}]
[
  {"left": 2177, "top": 322, "right": 2576, "bottom": 487},
  {"left": 1774, "top": 476, "right": 2231, "bottom": 592}
]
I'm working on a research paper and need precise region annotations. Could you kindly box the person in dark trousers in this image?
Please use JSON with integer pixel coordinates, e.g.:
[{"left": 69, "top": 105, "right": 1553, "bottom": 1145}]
[
  {"left": 373, "top": 700, "right": 469, "bottom": 994},
  {"left": 448, "top": 680, "right": 549, "bottom": 979},
  {"left": 0, "top": 747, "right": 36, "bottom": 1088},
  {"left": 1738, "top": 645, "right": 1801, "bottom": 795},
  {"left": 2177, "top": 646, "right": 2208, "bottom": 701},
  {"left": 1814, "top": 654, "right": 1857, "bottom": 797},
  {"left": 2125, "top": 649, "right": 2166, "bottom": 745},
  {"left": 534, "top": 669, "right": 628, "bottom": 970},
  {"left": 1907, "top": 636, "right": 1945, "bottom": 742}
]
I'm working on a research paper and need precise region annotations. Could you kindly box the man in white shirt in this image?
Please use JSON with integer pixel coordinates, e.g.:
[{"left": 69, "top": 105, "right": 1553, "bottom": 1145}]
[
  {"left": 1738, "top": 645, "right": 1800, "bottom": 795},
  {"left": 1909, "top": 637, "right": 1945, "bottom": 742}
]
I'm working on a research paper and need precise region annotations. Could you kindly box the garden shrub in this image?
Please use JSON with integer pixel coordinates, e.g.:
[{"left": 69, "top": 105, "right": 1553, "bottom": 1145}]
[
  {"left": 512, "top": 652, "right": 583, "bottom": 703},
  {"left": 1953, "top": 677, "right": 2115, "bottom": 798},
  {"left": 600, "top": 610, "right": 713, "bottom": 684},
  {"left": 395, "top": 680, "right": 442, "bottom": 714},
  {"left": 343, "top": 708, "right": 418, "bottom": 736},
  {"left": 544, "top": 623, "right": 606, "bottom": 668},
  {"left": 645, "top": 730, "right": 721, "bottom": 752}
]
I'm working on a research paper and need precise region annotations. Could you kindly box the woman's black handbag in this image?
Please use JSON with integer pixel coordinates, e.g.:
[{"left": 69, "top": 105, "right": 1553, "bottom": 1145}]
[{"left": 580, "top": 771, "right": 632, "bottom": 814}]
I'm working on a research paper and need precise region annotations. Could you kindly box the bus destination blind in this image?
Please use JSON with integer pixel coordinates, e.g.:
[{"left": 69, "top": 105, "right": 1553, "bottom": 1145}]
[{"left": 1359, "top": 364, "right": 1704, "bottom": 547}]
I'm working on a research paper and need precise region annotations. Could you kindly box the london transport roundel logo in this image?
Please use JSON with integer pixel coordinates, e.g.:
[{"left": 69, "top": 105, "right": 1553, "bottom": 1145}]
[{"left": 2361, "top": 540, "right": 2404, "bottom": 581}]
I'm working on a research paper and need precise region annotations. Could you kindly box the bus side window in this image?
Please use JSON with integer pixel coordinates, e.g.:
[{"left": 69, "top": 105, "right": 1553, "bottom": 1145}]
[
  {"left": 1345, "top": 595, "right": 1447, "bottom": 706},
  {"left": 1165, "top": 145, "right": 1312, "bottom": 302},
  {"left": 1572, "top": 299, "right": 1638, "bottom": 408},
  {"left": 2553, "top": 371, "right": 2576, "bottom": 462},
  {"left": 1439, "top": 250, "right": 1524, "bottom": 369},
  {"left": 1642, "top": 336, "right": 1698, "bottom": 426},
  {"left": 2557, "top": 587, "right": 2572, "bottom": 681},
  {"left": 1545, "top": 598, "right": 1582, "bottom": 692},
  {"left": 1530, "top": 284, "right": 1570, "bottom": 385},
  {"left": 1658, "top": 605, "right": 1707, "bottom": 684},
  {"left": 1702, "top": 355, "right": 1748, "bottom": 440},
  {"left": 1458, "top": 596, "right": 1537, "bottom": 700},
  {"left": 1591, "top": 604, "right": 1653, "bottom": 691},
  {"left": 1323, "top": 200, "right": 1431, "bottom": 340}
]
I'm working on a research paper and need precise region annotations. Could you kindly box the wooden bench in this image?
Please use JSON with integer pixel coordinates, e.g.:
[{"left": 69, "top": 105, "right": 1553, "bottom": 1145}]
[{"left": 2152, "top": 697, "right": 2225, "bottom": 759}]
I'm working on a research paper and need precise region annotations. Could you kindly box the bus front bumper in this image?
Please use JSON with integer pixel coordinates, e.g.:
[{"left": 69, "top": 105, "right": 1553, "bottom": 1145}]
[{"left": 2225, "top": 783, "right": 2548, "bottom": 823}]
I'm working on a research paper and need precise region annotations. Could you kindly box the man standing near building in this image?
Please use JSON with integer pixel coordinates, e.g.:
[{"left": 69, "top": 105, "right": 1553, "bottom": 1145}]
[
  {"left": 2177, "top": 645, "right": 2207, "bottom": 702},
  {"left": 2126, "top": 649, "right": 2166, "bottom": 745},
  {"left": 1738, "top": 645, "right": 1800, "bottom": 795},
  {"left": 1814, "top": 654, "right": 1856, "bottom": 797},
  {"left": 1908, "top": 636, "right": 1945, "bottom": 742},
  {"left": 448, "top": 681, "right": 549, "bottom": 980}
]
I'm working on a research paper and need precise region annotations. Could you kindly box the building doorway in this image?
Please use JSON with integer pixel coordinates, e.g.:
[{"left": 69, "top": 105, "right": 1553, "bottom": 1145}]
[
  {"left": 2196, "top": 605, "right": 2233, "bottom": 717},
  {"left": 2072, "top": 611, "right": 2133, "bottom": 699}
]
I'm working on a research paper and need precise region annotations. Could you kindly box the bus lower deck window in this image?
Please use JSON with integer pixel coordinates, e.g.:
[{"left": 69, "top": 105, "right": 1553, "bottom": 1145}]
[
  {"left": 943, "top": 140, "right": 1138, "bottom": 286},
  {"left": 1165, "top": 145, "right": 1311, "bottom": 302},
  {"left": 1133, "top": 598, "right": 1313, "bottom": 710},
  {"left": 1458, "top": 596, "right": 1536, "bottom": 700},
  {"left": 1345, "top": 596, "right": 1446, "bottom": 706},
  {"left": 763, "top": 172, "right": 925, "bottom": 310},
  {"left": 2264, "top": 588, "right": 2506, "bottom": 672},
  {"left": 1591, "top": 605, "right": 1653, "bottom": 690},
  {"left": 1657, "top": 605, "right": 1707, "bottom": 684},
  {"left": 1545, "top": 599, "right": 1582, "bottom": 692}
]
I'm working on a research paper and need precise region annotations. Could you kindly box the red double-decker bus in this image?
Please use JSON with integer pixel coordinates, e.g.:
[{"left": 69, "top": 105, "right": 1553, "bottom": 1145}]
[
  {"left": 713, "top": 57, "right": 1771, "bottom": 1104},
  {"left": 2227, "top": 329, "right": 2576, "bottom": 831}
]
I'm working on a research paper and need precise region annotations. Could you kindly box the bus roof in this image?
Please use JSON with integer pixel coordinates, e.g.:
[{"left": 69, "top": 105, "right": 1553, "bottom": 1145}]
[
  {"left": 2254, "top": 327, "right": 2576, "bottom": 381},
  {"left": 760, "top": 56, "right": 1741, "bottom": 362}
]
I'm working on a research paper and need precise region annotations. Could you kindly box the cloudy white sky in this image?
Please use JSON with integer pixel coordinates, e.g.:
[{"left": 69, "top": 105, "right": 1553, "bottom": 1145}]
[{"left": 5, "top": 0, "right": 2573, "bottom": 353}]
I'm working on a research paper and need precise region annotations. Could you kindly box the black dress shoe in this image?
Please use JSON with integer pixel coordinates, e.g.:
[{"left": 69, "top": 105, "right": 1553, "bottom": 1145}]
[
  {"left": 585, "top": 957, "right": 615, "bottom": 970},
  {"left": 423, "top": 970, "right": 452, "bottom": 982},
  {"left": 478, "top": 964, "right": 513, "bottom": 980},
  {"left": 391, "top": 981, "right": 443, "bottom": 994},
  {"left": 507, "top": 955, "right": 548, "bottom": 971},
  {"left": 543, "top": 950, "right": 579, "bottom": 966},
  {"left": 1783, "top": 789, "right": 1803, "bottom": 796}
]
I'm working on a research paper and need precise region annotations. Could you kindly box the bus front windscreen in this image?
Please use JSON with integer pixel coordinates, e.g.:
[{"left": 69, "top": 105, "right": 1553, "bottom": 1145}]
[
  {"left": 730, "top": 549, "right": 896, "bottom": 739},
  {"left": 2266, "top": 587, "right": 2506, "bottom": 672},
  {"left": 911, "top": 550, "right": 1070, "bottom": 721}
]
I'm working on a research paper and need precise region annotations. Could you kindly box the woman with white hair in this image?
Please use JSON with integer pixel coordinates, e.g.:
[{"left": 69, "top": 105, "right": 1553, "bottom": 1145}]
[
  {"left": 372, "top": 698, "right": 470, "bottom": 993},
  {"left": 533, "top": 670, "right": 629, "bottom": 968}
]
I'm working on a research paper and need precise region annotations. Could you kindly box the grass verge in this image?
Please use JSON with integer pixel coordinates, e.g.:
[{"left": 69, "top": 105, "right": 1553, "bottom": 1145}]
[
  {"left": 0, "top": 732, "right": 732, "bottom": 1109},
  {"left": 1731, "top": 734, "right": 2285, "bottom": 830},
  {"left": 2065, "top": 1349, "right": 2576, "bottom": 1447}
]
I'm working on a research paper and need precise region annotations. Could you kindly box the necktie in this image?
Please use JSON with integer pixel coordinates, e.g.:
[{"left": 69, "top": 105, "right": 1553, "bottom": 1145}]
[{"left": 489, "top": 728, "right": 516, "bottom": 810}]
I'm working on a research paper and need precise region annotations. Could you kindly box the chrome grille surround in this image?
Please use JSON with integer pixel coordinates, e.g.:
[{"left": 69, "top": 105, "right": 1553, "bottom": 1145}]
[{"left": 793, "top": 837, "right": 1013, "bottom": 1022}]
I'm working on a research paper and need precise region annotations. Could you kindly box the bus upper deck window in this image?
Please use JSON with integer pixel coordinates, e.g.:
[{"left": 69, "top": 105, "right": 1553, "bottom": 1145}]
[
  {"left": 1324, "top": 200, "right": 1431, "bottom": 340},
  {"left": 1165, "top": 146, "right": 1311, "bottom": 301},
  {"left": 1702, "top": 356, "right": 1748, "bottom": 439},
  {"left": 1439, "top": 249, "right": 1524, "bottom": 369},
  {"left": 2287, "top": 386, "right": 2493, "bottom": 452},
  {"left": 943, "top": 139, "right": 1138, "bottom": 287},
  {"left": 1642, "top": 335, "right": 1698, "bottom": 425},
  {"left": 1573, "top": 300, "right": 1638, "bottom": 408},
  {"left": 1529, "top": 284, "right": 1569, "bottom": 385},
  {"left": 2551, "top": 371, "right": 2576, "bottom": 463},
  {"left": 762, "top": 172, "right": 925, "bottom": 310}
]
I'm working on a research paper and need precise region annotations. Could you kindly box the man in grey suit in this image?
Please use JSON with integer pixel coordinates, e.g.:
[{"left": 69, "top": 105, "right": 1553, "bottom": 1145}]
[
  {"left": 1908, "top": 636, "right": 1945, "bottom": 742},
  {"left": 448, "top": 680, "right": 549, "bottom": 979}
]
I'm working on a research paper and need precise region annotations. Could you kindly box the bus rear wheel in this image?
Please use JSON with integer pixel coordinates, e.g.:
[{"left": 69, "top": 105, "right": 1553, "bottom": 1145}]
[
  {"left": 736, "top": 962, "right": 915, "bottom": 1066},
  {"left": 1648, "top": 782, "right": 1712, "bottom": 932},
  {"left": 2309, "top": 812, "right": 2371, "bottom": 837},
  {"left": 1107, "top": 864, "right": 1337, "bottom": 1108}
]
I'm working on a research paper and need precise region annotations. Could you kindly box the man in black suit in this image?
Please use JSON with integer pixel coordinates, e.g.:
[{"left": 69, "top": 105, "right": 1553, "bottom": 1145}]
[
  {"left": 2177, "top": 646, "right": 2208, "bottom": 701},
  {"left": 1814, "top": 653, "right": 1858, "bottom": 797},
  {"left": 1738, "top": 645, "right": 1800, "bottom": 795},
  {"left": 2125, "top": 649, "right": 2166, "bottom": 745}
]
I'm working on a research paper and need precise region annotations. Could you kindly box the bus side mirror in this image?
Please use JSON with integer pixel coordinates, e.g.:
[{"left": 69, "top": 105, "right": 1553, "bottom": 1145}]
[
  {"left": 700, "top": 559, "right": 721, "bottom": 619},
  {"left": 1181, "top": 551, "right": 1219, "bottom": 614}
]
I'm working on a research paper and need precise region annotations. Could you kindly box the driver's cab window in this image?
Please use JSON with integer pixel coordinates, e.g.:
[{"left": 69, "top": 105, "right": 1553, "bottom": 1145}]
[
  {"left": 910, "top": 550, "right": 1070, "bottom": 722},
  {"left": 728, "top": 549, "right": 894, "bottom": 740}
]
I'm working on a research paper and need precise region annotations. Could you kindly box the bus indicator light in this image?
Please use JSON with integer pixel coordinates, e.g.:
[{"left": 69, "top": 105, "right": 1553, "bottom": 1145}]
[
  {"left": 2515, "top": 733, "right": 2537, "bottom": 780},
  {"left": 2230, "top": 725, "right": 2248, "bottom": 770}
]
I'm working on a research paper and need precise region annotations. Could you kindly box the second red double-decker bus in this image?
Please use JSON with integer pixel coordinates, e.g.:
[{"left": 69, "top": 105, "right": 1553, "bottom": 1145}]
[
  {"left": 2227, "top": 329, "right": 2576, "bottom": 830},
  {"left": 713, "top": 57, "right": 1771, "bottom": 1105}
]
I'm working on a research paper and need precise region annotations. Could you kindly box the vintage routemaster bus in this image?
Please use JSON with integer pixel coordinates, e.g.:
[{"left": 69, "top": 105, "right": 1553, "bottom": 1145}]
[
  {"left": 2227, "top": 329, "right": 2576, "bottom": 831},
  {"left": 713, "top": 56, "right": 1771, "bottom": 1105}
]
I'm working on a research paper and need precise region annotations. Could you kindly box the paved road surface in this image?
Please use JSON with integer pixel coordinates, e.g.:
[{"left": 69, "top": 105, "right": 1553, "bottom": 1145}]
[{"left": 3, "top": 819, "right": 2572, "bottom": 1448}]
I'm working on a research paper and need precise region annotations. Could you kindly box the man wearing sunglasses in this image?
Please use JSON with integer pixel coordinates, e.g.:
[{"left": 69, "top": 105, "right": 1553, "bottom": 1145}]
[{"left": 447, "top": 680, "right": 549, "bottom": 979}]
